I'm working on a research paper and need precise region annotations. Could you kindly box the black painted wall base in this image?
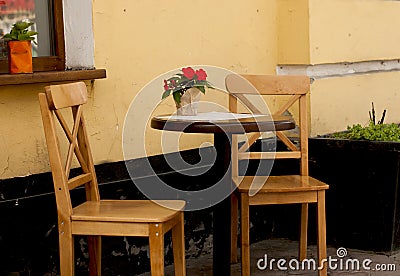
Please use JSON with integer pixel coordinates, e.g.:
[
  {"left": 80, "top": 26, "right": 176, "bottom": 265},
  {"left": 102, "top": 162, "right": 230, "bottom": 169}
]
[
  {"left": 0, "top": 143, "right": 311, "bottom": 275},
  {"left": 0, "top": 149, "right": 216, "bottom": 275}
]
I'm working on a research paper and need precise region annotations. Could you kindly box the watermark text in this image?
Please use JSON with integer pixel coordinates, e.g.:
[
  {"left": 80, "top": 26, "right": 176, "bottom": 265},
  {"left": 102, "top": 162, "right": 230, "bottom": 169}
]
[{"left": 257, "top": 247, "right": 397, "bottom": 272}]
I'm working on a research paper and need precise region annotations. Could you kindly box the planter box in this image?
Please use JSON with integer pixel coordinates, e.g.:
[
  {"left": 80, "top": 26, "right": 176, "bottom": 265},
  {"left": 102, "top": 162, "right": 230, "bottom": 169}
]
[{"left": 309, "top": 137, "right": 400, "bottom": 253}]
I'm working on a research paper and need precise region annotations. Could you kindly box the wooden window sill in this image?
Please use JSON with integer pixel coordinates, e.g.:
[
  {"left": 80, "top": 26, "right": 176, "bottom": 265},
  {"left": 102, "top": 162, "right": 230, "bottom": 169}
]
[{"left": 0, "top": 69, "right": 106, "bottom": 86}]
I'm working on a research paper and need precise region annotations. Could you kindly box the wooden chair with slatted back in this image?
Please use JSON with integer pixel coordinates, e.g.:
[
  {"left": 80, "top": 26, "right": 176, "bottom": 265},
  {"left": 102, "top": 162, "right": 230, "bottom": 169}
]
[
  {"left": 226, "top": 74, "right": 329, "bottom": 276},
  {"left": 38, "top": 82, "right": 186, "bottom": 276}
]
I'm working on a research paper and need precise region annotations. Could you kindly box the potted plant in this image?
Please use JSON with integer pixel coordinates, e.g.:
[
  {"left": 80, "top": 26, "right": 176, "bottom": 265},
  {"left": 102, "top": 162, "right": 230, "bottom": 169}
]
[
  {"left": 308, "top": 103, "right": 400, "bottom": 253},
  {"left": 162, "top": 67, "right": 213, "bottom": 115},
  {"left": 2, "top": 21, "right": 38, "bottom": 74}
]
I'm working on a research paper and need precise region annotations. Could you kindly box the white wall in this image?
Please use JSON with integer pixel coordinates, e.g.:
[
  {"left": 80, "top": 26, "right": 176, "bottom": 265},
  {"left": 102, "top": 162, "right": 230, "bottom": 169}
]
[{"left": 63, "top": 0, "right": 94, "bottom": 69}]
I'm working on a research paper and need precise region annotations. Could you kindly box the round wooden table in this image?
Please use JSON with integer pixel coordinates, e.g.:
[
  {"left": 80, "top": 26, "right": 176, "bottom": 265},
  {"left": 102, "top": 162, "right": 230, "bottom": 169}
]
[
  {"left": 151, "top": 114, "right": 294, "bottom": 134},
  {"left": 151, "top": 113, "right": 295, "bottom": 275}
]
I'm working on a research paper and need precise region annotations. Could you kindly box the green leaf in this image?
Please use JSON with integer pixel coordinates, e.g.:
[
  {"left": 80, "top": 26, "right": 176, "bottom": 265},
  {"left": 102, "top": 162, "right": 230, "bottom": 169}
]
[
  {"left": 17, "top": 34, "right": 35, "bottom": 41},
  {"left": 17, "top": 34, "right": 27, "bottom": 40},
  {"left": 173, "top": 91, "right": 181, "bottom": 104},
  {"left": 4, "top": 21, "right": 37, "bottom": 43},
  {"left": 167, "top": 76, "right": 180, "bottom": 81},
  {"left": 26, "top": 31, "right": 38, "bottom": 36},
  {"left": 196, "top": 86, "right": 205, "bottom": 93},
  {"left": 10, "top": 29, "right": 19, "bottom": 36},
  {"left": 2, "top": 34, "right": 15, "bottom": 40},
  {"left": 332, "top": 122, "right": 400, "bottom": 141},
  {"left": 14, "top": 21, "right": 32, "bottom": 30},
  {"left": 162, "top": 90, "right": 171, "bottom": 99}
]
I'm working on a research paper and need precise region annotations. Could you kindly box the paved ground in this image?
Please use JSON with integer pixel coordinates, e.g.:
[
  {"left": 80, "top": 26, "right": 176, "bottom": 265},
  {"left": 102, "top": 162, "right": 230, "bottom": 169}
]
[{"left": 140, "top": 239, "right": 400, "bottom": 275}]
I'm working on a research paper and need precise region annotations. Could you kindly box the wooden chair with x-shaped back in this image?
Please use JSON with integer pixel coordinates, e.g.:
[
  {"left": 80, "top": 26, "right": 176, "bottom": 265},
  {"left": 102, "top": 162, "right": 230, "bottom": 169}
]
[
  {"left": 39, "top": 82, "right": 186, "bottom": 275},
  {"left": 226, "top": 74, "right": 329, "bottom": 276}
]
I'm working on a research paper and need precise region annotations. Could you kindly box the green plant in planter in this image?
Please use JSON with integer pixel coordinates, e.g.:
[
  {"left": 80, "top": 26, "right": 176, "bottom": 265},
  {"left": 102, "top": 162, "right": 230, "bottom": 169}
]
[
  {"left": 332, "top": 103, "right": 400, "bottom": 141},
  {"left": 2, "top": 21, "right": 38, "bottom": 74},
  {"left": 333, "top": 122, "right": 400, "bottom": 141},
  {"left": 3, "top": 21, "right": 38, "bottom": 44}
]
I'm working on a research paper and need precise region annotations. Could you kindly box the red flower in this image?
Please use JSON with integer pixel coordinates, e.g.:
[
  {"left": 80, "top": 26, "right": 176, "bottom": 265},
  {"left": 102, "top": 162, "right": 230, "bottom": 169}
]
[
  {"left": 163, "top": 80, "right": 169, "bottom": 91},
  {"left": 0, "top": 1, "right": 5, "bottom": 5},
  {"left": 195, "top": 69, "right": 207, "bottom": 81},
  {"left": 182, "top": 67, "right": 195, "bottom": 79}
]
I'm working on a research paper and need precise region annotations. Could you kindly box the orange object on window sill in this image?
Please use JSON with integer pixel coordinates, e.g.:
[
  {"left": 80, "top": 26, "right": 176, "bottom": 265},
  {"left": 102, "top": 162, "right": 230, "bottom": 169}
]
[{"left": 7, "top": 41, "right": 33, "bottom": 74}]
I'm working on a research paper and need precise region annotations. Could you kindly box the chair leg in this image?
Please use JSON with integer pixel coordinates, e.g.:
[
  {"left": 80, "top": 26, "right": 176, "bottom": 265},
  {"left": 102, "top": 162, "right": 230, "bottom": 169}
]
[
  {"left": 230, "top": 193, "right": 239, "bottom": 264},
  {"left": 149, "top": 223, "right": 165, "bottom": 276},
  {"left": 88, "top": 235, "right": 101, "bottom": 276},
  {"left": 171, "top": 213, "right": 186, "bottom": 276},
  {"left": 317, "top": 191, "right": 327, "bottom": 276},
  {"left": 59, "top": 230, "right": 74, "bottom": 276},
  {"left": 240, "top": 193, "right": 250, "bottom": 276},
  {"left": 299, "top": 203, "right": 308, "bottom": 260}
]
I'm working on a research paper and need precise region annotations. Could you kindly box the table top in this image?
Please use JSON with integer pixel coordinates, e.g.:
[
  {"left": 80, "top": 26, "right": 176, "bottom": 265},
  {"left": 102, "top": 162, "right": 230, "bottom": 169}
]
[{"left": 151, "top": 112, "right": 295, "bottom": 134}]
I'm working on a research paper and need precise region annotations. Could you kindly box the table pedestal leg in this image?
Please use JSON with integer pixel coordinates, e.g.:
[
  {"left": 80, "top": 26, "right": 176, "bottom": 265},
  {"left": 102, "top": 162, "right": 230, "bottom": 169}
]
[{"left": 212, "top": 132, "right": 233, "bottom": 275}]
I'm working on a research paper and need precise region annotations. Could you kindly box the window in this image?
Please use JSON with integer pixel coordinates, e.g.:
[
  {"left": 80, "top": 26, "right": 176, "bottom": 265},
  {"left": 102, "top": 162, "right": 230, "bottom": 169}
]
[{"left": 0, "top": 0, "right": 65, "bottom": 73}]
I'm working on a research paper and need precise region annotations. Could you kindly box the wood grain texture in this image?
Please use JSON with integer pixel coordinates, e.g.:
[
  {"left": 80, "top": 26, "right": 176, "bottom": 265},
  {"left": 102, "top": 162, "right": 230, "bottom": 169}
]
[
  {"left": 45, "top": 82, "right": 88, "bottom": 109},
  {"left": 227, "top": 74, "right": 328, "bottom": 276},
  {"left": 0, "top": 69, "right": 106, "bottom": 85},
  {"left": 226, "top": 74, "right": 310, "bottom": 95},
  {"left": 39, "top": 82, "right": 186, "bottom": 275}
]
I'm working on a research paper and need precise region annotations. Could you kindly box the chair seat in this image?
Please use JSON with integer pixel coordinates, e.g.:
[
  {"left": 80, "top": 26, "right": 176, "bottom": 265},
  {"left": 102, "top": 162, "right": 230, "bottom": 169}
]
[
  {"left": 72, "top": 200, "right": 185, "bottom": 223},
  {"left": 234, "top": 175, "right": 329, "bottom": 193}
]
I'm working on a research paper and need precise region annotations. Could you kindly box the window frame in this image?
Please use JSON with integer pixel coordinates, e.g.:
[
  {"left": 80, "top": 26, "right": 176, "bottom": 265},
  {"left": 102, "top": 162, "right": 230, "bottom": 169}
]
[{"left": 0, "top": 0, "right": 65, "bottom": 74}]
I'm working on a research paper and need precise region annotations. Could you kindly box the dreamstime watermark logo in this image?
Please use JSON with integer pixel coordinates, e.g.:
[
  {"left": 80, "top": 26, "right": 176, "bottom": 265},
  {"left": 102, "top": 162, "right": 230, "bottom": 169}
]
[
  {"left": 257, "top": 247, "right": 397, "bottom": 272},
  {"left": 122, "top": 65, "right": 276, "bottom": 211}
]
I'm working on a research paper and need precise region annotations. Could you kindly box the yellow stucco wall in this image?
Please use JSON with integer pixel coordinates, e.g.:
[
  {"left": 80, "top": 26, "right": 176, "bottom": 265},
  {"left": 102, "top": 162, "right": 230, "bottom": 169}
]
[
  {"left": 307, "top": 0, "right": 400, "bottom": 137},
  {"left": 0, "top": 84, "right": 50, "bottom": 178},
  {"left": 278, "top": 0, "right": 400, "bottom": 64},
  {"left": 2, "top": 0, "right": 400, "bottom": 180},
  {"left": 91, "top": 0, "right": 279, "bottom": 161},
  {"left": 277, "top": 0, "right": 310, "bottom": 64},
  {"left": 0, "top": 0, "right": 278, "bottom": 179},
  {"left": 278, "top": 0, "right": 400, "bottom": 138},
  {"left": 309, "top": 0, "right": 400, "bottom": 64}
]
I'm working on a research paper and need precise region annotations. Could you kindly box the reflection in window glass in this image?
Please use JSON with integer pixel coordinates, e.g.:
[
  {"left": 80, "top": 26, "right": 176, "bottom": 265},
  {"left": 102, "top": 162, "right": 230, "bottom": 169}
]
[{"left": 0, "top": 0, "right": 52, "bottom": 60}]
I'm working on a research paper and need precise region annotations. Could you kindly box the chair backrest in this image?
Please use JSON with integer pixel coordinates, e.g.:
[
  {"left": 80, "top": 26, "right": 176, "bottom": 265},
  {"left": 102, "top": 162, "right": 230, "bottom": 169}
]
[
  {"left": 39, "top": 82, "right": 100, "bottom": 220},
  {"left": 225, "top": 74, "right": 311, "bottom": 176}
]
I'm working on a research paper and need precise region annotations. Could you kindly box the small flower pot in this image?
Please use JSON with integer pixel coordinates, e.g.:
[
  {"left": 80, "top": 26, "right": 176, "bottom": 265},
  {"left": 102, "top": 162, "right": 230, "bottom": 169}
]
[
  {"left": 175, "top": 87, "right": 201, "bottom": 116},
  {"left": 7, "top": 40, "right": 33, "bottom": 74}
]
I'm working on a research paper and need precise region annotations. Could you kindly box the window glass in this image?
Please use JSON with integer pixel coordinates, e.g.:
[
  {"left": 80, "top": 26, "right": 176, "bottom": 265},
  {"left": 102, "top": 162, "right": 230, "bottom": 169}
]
[
  {"left": 0, "top": 0, "right": 65, "bottom": 72},
  {"left": 0, "top": 0, "right": 53, "bottom": 59}
]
